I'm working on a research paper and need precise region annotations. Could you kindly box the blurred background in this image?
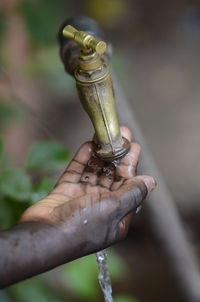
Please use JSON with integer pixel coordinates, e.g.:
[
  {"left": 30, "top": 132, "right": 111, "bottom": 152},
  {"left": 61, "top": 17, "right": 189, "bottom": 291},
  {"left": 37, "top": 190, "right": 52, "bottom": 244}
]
[{"left": 0, "top": 0, "right": 200, "bottom": 301}]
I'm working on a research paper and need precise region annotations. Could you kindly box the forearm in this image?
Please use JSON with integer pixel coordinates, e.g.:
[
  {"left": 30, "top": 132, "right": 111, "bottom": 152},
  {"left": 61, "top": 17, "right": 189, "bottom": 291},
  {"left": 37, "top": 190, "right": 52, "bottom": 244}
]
[
  {"left": 0, "top": 222, "right": 85, "bottom": 288},
  {"left": 0, "top": 173, "right": 152, "bottom": 288}
]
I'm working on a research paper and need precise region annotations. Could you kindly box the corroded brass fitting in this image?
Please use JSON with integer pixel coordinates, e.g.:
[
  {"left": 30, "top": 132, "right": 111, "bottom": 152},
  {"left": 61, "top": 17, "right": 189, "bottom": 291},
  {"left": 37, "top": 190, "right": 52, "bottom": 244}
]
[{"left": 62, "top": 24, "right": 130, "bottom": 161}]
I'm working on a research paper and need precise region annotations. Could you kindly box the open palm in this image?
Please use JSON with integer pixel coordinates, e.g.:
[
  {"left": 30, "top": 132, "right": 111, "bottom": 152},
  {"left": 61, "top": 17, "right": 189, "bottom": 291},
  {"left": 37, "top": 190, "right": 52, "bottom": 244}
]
[
  {"left": 21, "top": 127, "right": 155, "bottom": 245},
  {"left": 23, "top": 128, "right": 139, "bottom": 215}
]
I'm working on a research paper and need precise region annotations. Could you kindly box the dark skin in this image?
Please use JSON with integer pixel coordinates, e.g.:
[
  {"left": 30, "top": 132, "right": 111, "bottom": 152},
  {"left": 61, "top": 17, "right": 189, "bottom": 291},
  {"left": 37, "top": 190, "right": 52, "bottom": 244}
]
[{"left": 0, "top": 127, "right": 155, "bottom": 288}]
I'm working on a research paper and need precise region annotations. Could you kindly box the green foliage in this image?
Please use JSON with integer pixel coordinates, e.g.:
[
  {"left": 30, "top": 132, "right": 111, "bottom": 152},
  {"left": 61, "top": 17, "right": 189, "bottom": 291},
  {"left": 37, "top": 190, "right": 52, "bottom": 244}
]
[
  {"left": 62, "top": 254, "right": 99, "bottom": 300},
  {"left": 37, "top": 177, "right": 55, "bottom": 191},
  {"left": 30, "top": 177, "right": 55, "bottom": 203},
  {"left": 107, "top": 249, "right": 127, "bottom": 280},
  {"left": 114, "top": 294, "right": 139, "bottom": 302},
  {"left": 0, "top": 290, "right": 12, "bottom": 302},
  {"left": 61, "top": 249, "right": 127, "bottom": 301},
  {"left": 0, "top": 139, "right": 69, "bottom": 229},
  {"left": 25, "top": 46, "right": 75, "bottom": 98},
  {"left": 0, "top": 200, "right": 14, "bottom": 229},
  {"left": 0, "top": 101, "right": 19, "bottom": 123},
  {"left": 0, "top": 138, "right": 3, "bottom": 160},
  {"left": 8, "top": 277, "right": 68, "bottom": 302},
  {"left": 0, "top": 12, "right": 6, "bottom": 42},
  {"left": 0, "top": 12, "right": 7, "bottom": 64},
  {"left": 27, "top": 141, "right": 69, "bottom": 172},
  {"left": 0, "top": 169, "right": 32, "bottom": 201},
  {"left": 19, "top": 0, "right": 68, "bottom": 45}
]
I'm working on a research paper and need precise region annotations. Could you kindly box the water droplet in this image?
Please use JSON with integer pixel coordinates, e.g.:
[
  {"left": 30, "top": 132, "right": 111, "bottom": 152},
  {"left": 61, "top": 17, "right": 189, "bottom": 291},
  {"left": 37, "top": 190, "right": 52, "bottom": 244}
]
[
  {"left": 87, "top": 156, "right": 103, "bottom": 174},
  {"left": 83, "top": 219, "right": 88, "bottom": 225},
  {"left": 97, "top": 255, "right": 104, "bottom": 261},
  {"left": 136, "top": 205, "right": 142, "bottom": 214},
  {"left": 103, "top": 167, "right": 112, "bottom": 176}
]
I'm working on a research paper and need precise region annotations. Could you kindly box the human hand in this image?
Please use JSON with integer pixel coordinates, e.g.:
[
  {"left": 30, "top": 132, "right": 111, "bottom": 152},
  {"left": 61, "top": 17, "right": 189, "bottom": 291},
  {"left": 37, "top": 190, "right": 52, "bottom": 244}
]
[{"left": 20, "top": 126, "right": 155, "bottom": 255}]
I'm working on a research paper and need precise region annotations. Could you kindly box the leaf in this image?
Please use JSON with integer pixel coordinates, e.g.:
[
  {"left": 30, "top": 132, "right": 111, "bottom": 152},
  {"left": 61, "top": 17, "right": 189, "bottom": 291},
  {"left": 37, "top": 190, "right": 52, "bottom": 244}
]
[
  {"left": 0, "top": 101, "right": 19, "bottom": 123},
  {"left": 107, "top": 249, "right": 127, "bottom": 280},
  {"left": 28, "top": 46, "right": 75, "bottom": 98},
  {"left": 61, "top": 254, "right": 99, "bottom": 300},
  {"left": 0, "top": 169, "right": 32, "bottom": 201},
  {"left": 37, "top": 177, "right": 55, "bottom": 193},
  {"left": 27, "top": 141, "right": 70, "bottom": 172},
  {"left": 0, "top": 200, "right": 13, "bottom": 229},
  {"left": 19, "top": 0, "right": 68, "bottom": 45},
  {"left": 114, "top": 294, "right": 139, "bottom": 302},
  {"left": 8, "top": 277, "right": 67, "bottom": 302},
  {"left": 0, "top": 12, "right": 6, "bottom": 43},
  {"left": 30, "top": 177, "right": 55, "bottom": 203},
  {"left": 0, "top": 290, "right": 12, "bottom": 302},
  {"left": 0, "top": 138, "right": 3, "bottom": 160}
]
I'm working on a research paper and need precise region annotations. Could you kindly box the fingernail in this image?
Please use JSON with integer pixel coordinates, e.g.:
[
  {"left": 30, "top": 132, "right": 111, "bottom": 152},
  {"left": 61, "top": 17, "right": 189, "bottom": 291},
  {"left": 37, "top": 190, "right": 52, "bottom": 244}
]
[{"left": 143, "top": 176, "right": 156, "bottom": 193}]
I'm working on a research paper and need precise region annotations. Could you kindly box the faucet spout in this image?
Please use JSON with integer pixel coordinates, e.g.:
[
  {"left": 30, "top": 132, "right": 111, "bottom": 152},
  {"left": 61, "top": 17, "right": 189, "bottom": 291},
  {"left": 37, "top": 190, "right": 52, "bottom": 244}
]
[{"left": 59, "top": 17, "right": 130, "bottom": 161}]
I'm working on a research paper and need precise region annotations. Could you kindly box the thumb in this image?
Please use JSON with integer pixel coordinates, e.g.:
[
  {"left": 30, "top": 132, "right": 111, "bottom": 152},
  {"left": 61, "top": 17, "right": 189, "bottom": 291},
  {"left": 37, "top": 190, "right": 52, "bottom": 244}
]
[{"left": 112, "top": 175, "right": 156, "bottom": 219}]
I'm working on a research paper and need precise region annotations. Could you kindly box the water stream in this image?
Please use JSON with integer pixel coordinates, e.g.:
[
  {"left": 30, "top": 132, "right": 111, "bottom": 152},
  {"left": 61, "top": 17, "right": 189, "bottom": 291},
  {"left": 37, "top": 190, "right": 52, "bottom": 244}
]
[
  {"left": 90, "top": 156, "right": 120, "bottom": 302},
  {"left": 96, "top": 250, "right": 113, "bottom": 302}
]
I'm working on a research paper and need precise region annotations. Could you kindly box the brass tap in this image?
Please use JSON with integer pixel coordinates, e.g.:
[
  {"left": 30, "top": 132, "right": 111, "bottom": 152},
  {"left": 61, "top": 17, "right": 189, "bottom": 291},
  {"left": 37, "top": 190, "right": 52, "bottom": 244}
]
[
  {"left": 62, "top": 25, "right": 130, "bottom": 161},
  {"left": 63, "top": 25, "right": 106, "bottom": 55}
]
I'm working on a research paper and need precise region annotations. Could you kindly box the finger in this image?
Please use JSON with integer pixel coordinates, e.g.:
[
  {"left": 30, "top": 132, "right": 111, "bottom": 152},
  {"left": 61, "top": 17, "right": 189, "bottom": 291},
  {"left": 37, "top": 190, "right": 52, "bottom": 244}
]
[
  {"left": 58, "top": 141, "right": 94, "bottom": 184},
  {"left": 117, "top": 212, "right": 133, "bottom": 239},
  {"left": 110, "top": 175, "right": 156, "bottom": 219},
  {"left": 115, "top": 175, "right": 155, "bottom": 238},
  {"left": 119, "top": 142, "right": 141, "bottom": 167},
  {"left": 113, "top": 142, "right": 141, "bottom": 182},
  {"left": 70, "top": 141, "right": 95, "bottom": 168},
  {"left": 120, "top": 125, "right": 132, "bottom": 142},
  {"left": 110, "top": 177, "right": 124, "bottom": 191}
]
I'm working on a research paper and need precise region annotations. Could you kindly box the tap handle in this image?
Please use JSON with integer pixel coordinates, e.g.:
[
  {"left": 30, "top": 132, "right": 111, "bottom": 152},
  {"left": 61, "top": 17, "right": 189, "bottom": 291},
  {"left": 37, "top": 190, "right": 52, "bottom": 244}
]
[
  {"left": 58, "top": 16, "right": 111, "bottom": 75},
  {"left": 62, "top": 24, "right": 107, "bottom": 55}
]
